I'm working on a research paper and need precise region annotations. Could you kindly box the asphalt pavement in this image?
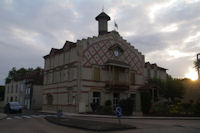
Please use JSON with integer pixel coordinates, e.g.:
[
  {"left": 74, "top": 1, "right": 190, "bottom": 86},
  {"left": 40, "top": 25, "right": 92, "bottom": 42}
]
[
  {"left": 1, "top": 109, "right": 200, "bottom": 133},
  {"left": 1, "top": 113, "right": 200, "bottom": 133}
]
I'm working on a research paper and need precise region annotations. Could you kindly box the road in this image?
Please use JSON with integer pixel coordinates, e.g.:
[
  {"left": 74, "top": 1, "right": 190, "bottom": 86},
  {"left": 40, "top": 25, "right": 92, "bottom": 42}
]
[{"left": 0, "top": 114, "right": 200, "bottom": 133}]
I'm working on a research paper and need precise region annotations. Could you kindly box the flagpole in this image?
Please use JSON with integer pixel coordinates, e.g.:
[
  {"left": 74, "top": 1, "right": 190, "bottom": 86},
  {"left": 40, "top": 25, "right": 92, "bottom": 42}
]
[{"left": 114, "top": 20, "right": 118, "bottom": 31}]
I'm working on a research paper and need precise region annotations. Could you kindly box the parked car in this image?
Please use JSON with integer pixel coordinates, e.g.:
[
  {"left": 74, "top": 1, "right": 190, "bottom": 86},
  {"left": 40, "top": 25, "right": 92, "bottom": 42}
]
[{"left": 4, "top": 102, "right": 22, "bottom": 113}]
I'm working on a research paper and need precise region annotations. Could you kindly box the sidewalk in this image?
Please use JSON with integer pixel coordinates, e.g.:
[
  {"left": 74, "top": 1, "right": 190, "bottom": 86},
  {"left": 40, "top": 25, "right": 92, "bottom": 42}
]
[
  {"left": 0, "top": 113, "right": 7, "bottom": 120},
  {"left": 41, "top": 110, "right": 200, "bottom": 120}
]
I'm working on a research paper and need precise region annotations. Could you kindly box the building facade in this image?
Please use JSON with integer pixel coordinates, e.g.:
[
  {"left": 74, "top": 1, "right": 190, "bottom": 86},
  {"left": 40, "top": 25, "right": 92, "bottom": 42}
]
[
  {"left": 4, "top": 69, "right": 43, "bottom": 110},
  {"left": 4, "top": 80, "right": 25, "bottom": 106},
  {"left": 43, "top": 12, "right": 148, "bottom": 114},
  {"left": 144, "top": 62, "right": 167, "bottom": 82}
]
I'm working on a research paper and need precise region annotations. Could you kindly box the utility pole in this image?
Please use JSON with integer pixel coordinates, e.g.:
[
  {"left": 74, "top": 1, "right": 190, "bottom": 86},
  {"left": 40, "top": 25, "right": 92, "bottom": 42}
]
[{"left": 197, "top": 53, "right": 200, "bottom": 80}]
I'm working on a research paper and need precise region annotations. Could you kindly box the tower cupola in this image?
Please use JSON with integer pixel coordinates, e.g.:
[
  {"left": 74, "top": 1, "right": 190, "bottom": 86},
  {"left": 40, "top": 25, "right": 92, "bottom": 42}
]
[{"left": 95, "top": 12, "right": 110, "bottom": 35}]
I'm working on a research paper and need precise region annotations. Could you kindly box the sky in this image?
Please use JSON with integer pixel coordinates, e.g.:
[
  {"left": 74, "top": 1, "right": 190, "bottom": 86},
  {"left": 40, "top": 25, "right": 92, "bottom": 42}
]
[{"left": 0, "top": 0, "right": 199, "bottom": 85}]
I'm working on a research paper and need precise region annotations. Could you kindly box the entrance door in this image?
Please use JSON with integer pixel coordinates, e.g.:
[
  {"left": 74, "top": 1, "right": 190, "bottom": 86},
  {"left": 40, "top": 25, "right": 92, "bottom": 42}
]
[
  {"left": 130, "top": 94, "right": 136, "bottom": 111},
  {"left": 114, "top": 68, "right": 119, "bottom": 84},
  {"left": 113, "top": 93, "right": 120, "bottom": 109}
]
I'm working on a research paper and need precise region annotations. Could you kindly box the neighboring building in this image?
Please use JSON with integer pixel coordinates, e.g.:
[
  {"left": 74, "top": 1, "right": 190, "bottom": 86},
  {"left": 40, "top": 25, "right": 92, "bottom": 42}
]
[
  {"left": 4, "top": 69, "right": 43, "bottom": 110},
  {"left": 143, "top": 62, "right": 168, "bottom": 102},
  {"left": 42, "top": 11, "right": 167, "bottom": 114},
  {"left": 144, "top": 62, "right": 167, "bottom": 82}
]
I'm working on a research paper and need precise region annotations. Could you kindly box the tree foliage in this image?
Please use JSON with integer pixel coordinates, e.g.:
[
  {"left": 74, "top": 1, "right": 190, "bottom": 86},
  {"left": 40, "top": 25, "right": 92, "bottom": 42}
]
[
  {"left": 119, "top": 98, "right": 134, "bottom": 116},
  {"left": 148, "top": 75, "right": 185, "bottom": 101},
  {"left": 194, "top": 58, "right": 200, "bottom": 72},
  {"left": 5, "top": 67, "right": 42, "bottom": 84},
  {"left": 163, "top": 76, "right": 184, "bottom": 100},
  {"left": 141, "top": 92, "right": 152, "bottom": 114}
]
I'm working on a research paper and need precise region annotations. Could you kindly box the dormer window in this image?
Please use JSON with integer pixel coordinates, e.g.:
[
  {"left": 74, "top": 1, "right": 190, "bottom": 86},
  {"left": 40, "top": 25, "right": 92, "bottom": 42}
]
[
  {"left": 109, "top": 43, "right": 124, "bottom": 57},
  {"left": 114, "top": 49, "right": 119, "bottom": 57}
]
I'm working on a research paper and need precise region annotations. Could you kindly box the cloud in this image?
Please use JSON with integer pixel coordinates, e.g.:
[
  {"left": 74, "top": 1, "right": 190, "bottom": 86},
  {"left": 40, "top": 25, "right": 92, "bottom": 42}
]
[{"left": 0, "top": 0, "right": 200, "bottom": 84}]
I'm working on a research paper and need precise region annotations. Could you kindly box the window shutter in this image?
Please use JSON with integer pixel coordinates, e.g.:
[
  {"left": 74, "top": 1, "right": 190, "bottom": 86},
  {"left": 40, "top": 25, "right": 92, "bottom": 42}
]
[
  {"left": 94, "top": 67, "right": 100, "bottom": 81},
  {"left": 130, "top": 72, "right": 135, "bottom": 85}
]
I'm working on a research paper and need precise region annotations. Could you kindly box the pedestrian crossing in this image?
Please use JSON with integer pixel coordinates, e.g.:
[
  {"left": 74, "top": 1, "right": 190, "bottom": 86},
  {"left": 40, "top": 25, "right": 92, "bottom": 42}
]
[{"left": 6, "top": 114, "right": 56, "bottom": 120}]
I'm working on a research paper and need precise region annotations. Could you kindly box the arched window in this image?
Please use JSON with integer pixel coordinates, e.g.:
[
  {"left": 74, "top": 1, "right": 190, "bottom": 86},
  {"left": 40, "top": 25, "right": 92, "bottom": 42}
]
[{"left": 46, "top": 93, "right": 53, "bottom": 105}]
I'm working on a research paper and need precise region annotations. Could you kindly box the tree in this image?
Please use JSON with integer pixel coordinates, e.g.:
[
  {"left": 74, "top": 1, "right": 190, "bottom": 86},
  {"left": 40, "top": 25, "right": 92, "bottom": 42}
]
[
  {"left": 5, "top": 67, "right": 42, "bottom": 84},
  {"left": 148, "top": 76, "right": 185, "bottom": 102},
  {"left": 140, "top": 91, "right": 152, "bottom": 114},
  {"left": 119, "top": 98, "right": 134, "bottom": 115},
  {"left": 160, "top": 76, "right": 184, "bottom": 101}
]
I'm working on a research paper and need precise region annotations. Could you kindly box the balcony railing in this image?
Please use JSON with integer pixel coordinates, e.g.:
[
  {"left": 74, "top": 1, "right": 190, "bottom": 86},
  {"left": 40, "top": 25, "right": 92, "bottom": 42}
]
[{"left": 105, "top": 80, "right": 129, "bottom": 90}]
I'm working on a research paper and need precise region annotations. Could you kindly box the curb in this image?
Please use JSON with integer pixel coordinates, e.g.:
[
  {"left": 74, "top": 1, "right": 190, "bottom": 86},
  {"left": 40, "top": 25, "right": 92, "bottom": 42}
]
[
  {"left": 40, "top": 111, "right": 200, "bottom": 120},
  {"left": 71, "top": 115, "right": 200, "bottom": 120},
  {"left": 0, "top": 113, "right": 7, "bottom": 120},
  {"left": 45, "top": 116, "right": 136, "bottom": 131}
]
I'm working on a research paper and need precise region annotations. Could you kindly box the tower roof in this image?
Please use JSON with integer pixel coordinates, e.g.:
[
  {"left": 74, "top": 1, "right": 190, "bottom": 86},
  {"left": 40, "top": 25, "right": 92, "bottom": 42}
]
[{"left": 95, "top": 12, "right": 110, "bottom": 21}]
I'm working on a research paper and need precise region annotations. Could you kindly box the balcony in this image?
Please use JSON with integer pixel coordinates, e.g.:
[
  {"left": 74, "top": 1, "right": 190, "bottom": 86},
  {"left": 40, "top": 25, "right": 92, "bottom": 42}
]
[{"left": 105, "top": 80, "right": 129, "bottom": 90}]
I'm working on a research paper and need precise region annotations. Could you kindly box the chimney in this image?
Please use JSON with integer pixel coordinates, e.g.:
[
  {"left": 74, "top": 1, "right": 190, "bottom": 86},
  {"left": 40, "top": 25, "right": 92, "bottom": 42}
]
[{"left": 95, "top": 12, "right": 110, "bottom": 35}]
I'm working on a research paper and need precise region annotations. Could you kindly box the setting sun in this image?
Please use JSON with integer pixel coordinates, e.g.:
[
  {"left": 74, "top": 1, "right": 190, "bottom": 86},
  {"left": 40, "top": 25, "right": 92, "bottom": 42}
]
[{"left": 185, "top": 67, "right": 198, "bottom": 81}]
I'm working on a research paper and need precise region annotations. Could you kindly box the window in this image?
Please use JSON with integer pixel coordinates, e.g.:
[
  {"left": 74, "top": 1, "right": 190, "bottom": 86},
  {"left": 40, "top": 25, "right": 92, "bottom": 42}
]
[
  {"left": 93, "top": 67, "right": 100, "bottom": 81},
  {"left": 47, "top": 73, "right": 51, "bottom": 84},
  {"left": 16, "top": 84, "right": 18, "bottom": 93},
  {"left": 52, "top": 72, "right": 55, "bottom": 83},
  {"left": 28, "top": 88, "right": 30, "bottom": 94},
  {"left": 59, "top": 71, "right": 62, "bottom": 82},
  {"left": 20, "top": 97, "right": 23, "bottom": 104},
  {"left": 68, "top": 90, "right": 72, "bottom": 104},
  {"left": 20, "top": 83, "right": 23, "bottom": 92},
  {"left": 15, "top": 96, "right": 17, "bottom": 101},
  {"left": 93, "top": 92, "right": 101, "bottom": 104},
  {"left": 130, "top": 94, "right": 136, "bottom": 111},
  {"left": 46, "top": 93, "right": 53, "bottom": 105},
  {"left": 7, "top": 86, "right": 9, "bottom": 94},
  {"left": 67, "top": 69, "right": 70, "bottom": 80},
  {"left": 67, "top": 68, "right": 74, "bottom": 80},
  {"left": 11, "top": 85, "right": 13, "bottom": 93},
  {"left": 147, "top": 69, "right": 151, "bottom": 79},
  {"left": 114, "top": 68, "right": 119, "bottom": 82},
  {"left": 154, "top": 70, "right": 157, "bottom": 78},
  {"left": 70, "top": 68, "right": 74, "bottom": 80},
  {"left": 7, "top": 97, "right": 9, "bottom": 103},
  {"left": 10, "top": 97, "right": 13, "bottom": 102},
  {"left": 26, "top": 88, "right": 30, "bottom": 94},
  {"left": 113, "top": 93, "right": 120, "bottom": 108},
  {"left": 130, "top": 72, "right": 135, "bottom": 85}
]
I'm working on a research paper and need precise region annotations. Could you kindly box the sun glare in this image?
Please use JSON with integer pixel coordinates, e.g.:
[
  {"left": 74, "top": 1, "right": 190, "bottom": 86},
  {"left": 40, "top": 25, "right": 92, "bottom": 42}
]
[{"left": 185, "top": 67, "right": 198, "bottom": 81}]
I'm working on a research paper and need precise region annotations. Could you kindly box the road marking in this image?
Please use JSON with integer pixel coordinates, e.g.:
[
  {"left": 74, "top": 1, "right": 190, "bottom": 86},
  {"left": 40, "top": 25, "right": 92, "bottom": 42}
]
[
  {"left": 46, "top": 114, "right": 56, "bottom": 117},
  {"left": 31, "top": 115, "right": 41, "bottom": 118},
  {"left": 5, "top": 114, "right": 54, "bottom": 120},
  {"left": 38, "top": 115, "right": 45, "bottom": 117},
  {"left": 22, "top": 115, "right": 31, "bottom": 118},
  {"left": 6, "top": 117, "right": 12, "bottom": 120},
  {"left": 14, "top": 116, "right": 22, "bottom": 119}
]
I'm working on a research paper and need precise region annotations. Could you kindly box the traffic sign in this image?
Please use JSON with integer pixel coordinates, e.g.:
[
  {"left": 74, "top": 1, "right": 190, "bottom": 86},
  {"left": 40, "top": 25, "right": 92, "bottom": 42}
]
[{"left": 116, "top": 107, "right": 122, "bottom": 118}]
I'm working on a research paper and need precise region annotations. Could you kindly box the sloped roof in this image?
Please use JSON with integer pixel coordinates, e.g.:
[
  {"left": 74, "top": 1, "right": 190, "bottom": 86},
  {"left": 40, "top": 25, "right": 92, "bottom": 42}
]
[
  {"left": 95, "top": 12, "right": 111, "bottom": 21},
  {"left": 145, "top": 62, "right": 167, "bottom": 71},
  {"left": 43, "top": 40, "right": 76, "bottom": 59}
]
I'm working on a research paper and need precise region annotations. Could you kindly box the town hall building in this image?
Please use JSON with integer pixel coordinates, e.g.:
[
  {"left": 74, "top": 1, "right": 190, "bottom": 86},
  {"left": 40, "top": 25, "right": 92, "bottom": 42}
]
[{"left": 42, "top": 11, "right": 167, "bottom": 114}]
